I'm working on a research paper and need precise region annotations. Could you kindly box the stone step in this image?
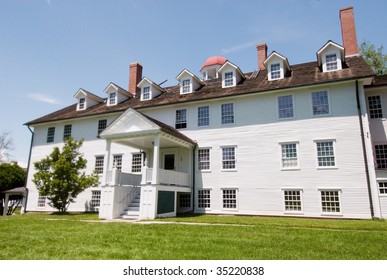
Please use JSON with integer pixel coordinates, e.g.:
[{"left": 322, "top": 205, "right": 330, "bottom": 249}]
[
  {"left": 125, "top": 206, "right": 139, "bottom": 211},
  {"left": 120, "top": 215, "right": 140, "bottom": 220}
]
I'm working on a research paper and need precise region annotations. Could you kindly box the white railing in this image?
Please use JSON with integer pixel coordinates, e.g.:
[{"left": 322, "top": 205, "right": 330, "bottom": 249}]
[
  {"left": 145, "top": 168, "right": 190, "bottom": 187},
  {"left": 106, "top": 170, "right": 142, "bottom": 186}
]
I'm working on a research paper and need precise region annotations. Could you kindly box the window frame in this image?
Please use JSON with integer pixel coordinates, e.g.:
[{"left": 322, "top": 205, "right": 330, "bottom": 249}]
[
  {"left": 90, "top": 190, "right": 101, "bottom": 209},
  {"left": 37, "top": 195, "right": 47, "bottom": 208},
  {"left": 46, "top": 127, "right": 55, "bottom": 143},
  {"left": 368, "top": 95, "right": 383, "bottom": 119},
  {"left": 319, "top": 189, "right": 342, "bottom": 215},
  {"left": 378, "top": 182, "right": 387, "bottom": 195},
  {"left": 221, "top": 146, "right": 237, "bottom": 171},
  {"left": 325, "top": 53, "right": 338, "bottom": 71},
  {"left": 315, "top": 140, "right": 336, "bottom": 169},
  {"left": 108, "top": 92, "right": 117, "bottom": 106},
  {"left": 142, "top": 86, "right": 151, "bottom": 100},
  {"left": 224, "top": 71, "right": 234, "bottom": 87},
  {"left": 63, "top": 124, "right": 72, "bottom": 141},
  {"left": 175, "top": 108, "right": 187, "bottom": 129},
  {"left": 374, "top": 144, "right": 387, "bottom": 169},
  {"left": 198, "top": 148, "right": 211, "bottom": 172},
  {"left": 181, "top": 79, "right": 191, "bottom": 94},
  {"left": 94, "top": 155, "right": 105, "bottom": 175},
  {"left": 131, "top": 153, "right": 143, "bottom": 174},
  {"left": 282, "top": 189, "right": 303, "bottom": 213},
  {"left": 197, "top": 105, "right": 210, "bottom": 127},
  {"left": 270, "top": 63, "right": 281, "bottom": 80},
  {"left": 98, "top": 119, "right": 107, "bottom": 136},
  {"left": 280, "top": 142, "right": 299, "bottom": 170},
  {"left": 311, "top": 90, "right": 330, "bottom": 116},
  {"left": 78, "top": 97, "right": 86, "bottom": 110},
  {"left": 197, "top": 189, "right": 211, "bottom": 209},
  {"left": 178, "top": 193, "right": 191, "bottom": 208},
  {"left": 112, "top": 154, "right": 123, "bottom": 171},
  {"left": 222, "top": 188, "right": 238, "bottom": 210},
  {"left": 278, "top": 94, "right": 295, "bottom": 119},
  {"left": 221, "top": 103, "right": 235, "bottom": 125}
]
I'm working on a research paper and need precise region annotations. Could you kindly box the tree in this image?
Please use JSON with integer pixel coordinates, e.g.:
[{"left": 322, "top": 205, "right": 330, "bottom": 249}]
[
  {"left": 359, "top": 41, "right": 387, "bottom": 75},
  {"left": 33, "top": 137, "right": 99, "bottom": 213},
  {"left": 0, "top": 131, "right": 13, "bottom": 163},
  {"left": 0, "top": 162, "right": 26, "bottom": 214}
]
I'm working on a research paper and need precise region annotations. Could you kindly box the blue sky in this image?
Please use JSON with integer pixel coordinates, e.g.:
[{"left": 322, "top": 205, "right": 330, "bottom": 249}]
[{"left": 0, "top": 0, "right": 386, "bottom": 167}]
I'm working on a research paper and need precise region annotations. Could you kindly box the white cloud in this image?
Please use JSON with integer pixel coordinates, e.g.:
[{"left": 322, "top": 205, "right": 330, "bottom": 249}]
[
  {"left": 221, "top": 41, "right": 257, "bottom": 55},
  {"left": 28, "top": 93, "right": 61, "bottom": 104}
]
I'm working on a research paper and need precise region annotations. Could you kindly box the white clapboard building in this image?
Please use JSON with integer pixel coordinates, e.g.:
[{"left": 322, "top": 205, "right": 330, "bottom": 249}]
[{"left": 24, "top": 7, "right": 387, "bottom": 219}]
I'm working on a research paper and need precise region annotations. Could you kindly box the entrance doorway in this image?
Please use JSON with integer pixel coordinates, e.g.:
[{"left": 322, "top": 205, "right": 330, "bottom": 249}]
[{"left": 164, "top": 154, "right": 175, "bottom": 170}]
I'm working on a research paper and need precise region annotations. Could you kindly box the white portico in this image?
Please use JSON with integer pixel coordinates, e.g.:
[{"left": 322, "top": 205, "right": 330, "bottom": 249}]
[{"left": 98, "top": 108, "right": 196, "bottom": 220}]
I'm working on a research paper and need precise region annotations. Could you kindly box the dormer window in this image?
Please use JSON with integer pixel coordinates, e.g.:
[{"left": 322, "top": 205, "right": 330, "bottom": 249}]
[
  {"left": 270, "top": 63, "right": 281, "bottom": 80},
  {"left": 182, "top": 79, "right": 191, "bottom": 94},
  {"left": 224, "top": 72, "right": 234, "bottom": 87},
  {"left": 142, "top": 86, "right": 150, "bottom": 100},
  {"left": 78, "top": 98, "right": 85, "bottom": 110},
  {"left": 108, "top": 92, "right": 117, "bottom": 105},
  {"left": 326, "top": 54, "right": 338, "bottom": 71}
]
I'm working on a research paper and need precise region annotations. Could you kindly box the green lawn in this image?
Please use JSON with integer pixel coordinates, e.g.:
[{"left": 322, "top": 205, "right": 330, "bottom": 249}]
[{"left": 0, "top": 213, "right": 386, "bottom": 260}]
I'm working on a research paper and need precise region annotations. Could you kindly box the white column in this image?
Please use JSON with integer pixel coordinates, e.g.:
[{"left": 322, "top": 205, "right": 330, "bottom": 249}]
[
  {"left": 3, "top": 194, "right": 9, "bottom": 216},
  {"left": 104, "top": 140, "right": 112, "bottom": 185},
  {"left": 20, "top": 194, "right": 26, "bottom": 214},
  {"left": 151, "top": 134, "right": 160, "bottom": 185}
]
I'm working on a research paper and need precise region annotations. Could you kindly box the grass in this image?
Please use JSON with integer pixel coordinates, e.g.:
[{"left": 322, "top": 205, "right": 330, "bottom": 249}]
[{"left": 0, "top": 213, "right": 386, "bottom": 260}]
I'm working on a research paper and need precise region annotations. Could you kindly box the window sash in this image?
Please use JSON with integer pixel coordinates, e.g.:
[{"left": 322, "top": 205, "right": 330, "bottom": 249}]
[
  {"left": 79, "top": 98, "right": 85, "bottom": 109},
  {"left": 142, "top": 87, "right": 150, "bottom": 100},
  {"left": 63, "top": 125, "right": 72, "bottom": 140},
  {"left": 222, "top": 147, "right": 236, "bottom": 170},
  {"left": 326, "top": 54, "right": 338, "bottom": 71},
  {"left": 270, "top": 63, "right": 281, "bottom": 79},
  {"left": 179, "top": 194, "right": 191, "bottom": 208},
  {"left": 47, "top": 127, "right": 55, "bottom": 143},
  {"left": 198, "top": 106, "right": 209, "bottom": 126},
  {"left": 91, "top": 190, "right": 101, "bottom": 208},
  {"left": 375, "top": 144, "right": 387, "bottom": 169},
  {"left": 131, "top": 153, "right": 142, "bottom": 173},
  {"left": 175, "top": 109, "right": 187, "bottom": 129},
  {"left": 224, "top": 72, "right": 234, "bottom": 87},
  {"left": 182, "top": 79, "right": 191, "bottom": 93},
  {"left": 278, "top": 95, "right": 294, "bottom": 119},
  {"left": 284, "top": 190, "right": 302, "bottom": 212},
  {"left": 281, "top": 143, "right": 298, "bottom": 168},
  {"left": 198, "top": 189, "right": 211, "bottom": 209},
  {"left": 113, "top": 155, "right": 122, "bottom": 171},
  {"left": 109, "top": 92, "right": 116, "bottom": 105},
  {"left": 316, "top": 141, "right": 335, "bottom": 167},
  {"left": 198, "top": 149, "right": 210, "bottom": 170},
  {"left": 222, "top": 189, "right": 237, "bottom": 209},
  {"left": 37, "top": 195, "right": 46, "bottom": 208},
  {"left": 221, "top": 103, "right": 234, "bottom": 124},
  {"left": 368, "top": 95, "right": 383, "bottom": 119},
  {"left": 312, "top": 91, "right": 329, "bottom": 115},
  {"left": 94, "top": 156, "right": 104, "bottom": 174},
  {"left": 98, "top": 119, "right": 107, "bottom": 135},
  {"left": 379, "top": 182, "right": 387, "bottom": 194},
  {"left": 320, "top": 190, "right": 341, "bottom": 213}
]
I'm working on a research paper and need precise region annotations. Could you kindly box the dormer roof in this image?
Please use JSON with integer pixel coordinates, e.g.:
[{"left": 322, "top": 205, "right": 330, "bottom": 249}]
[
  {"left": 104, "top": 82, "right": 132, "bottom": 97},
  {"left": 218, "top": 61, "right": 245, "bottom": 79},
  {"left": 176, "top": 69, "right": 204, "bottom": 85},
  {"left": 263, "top": 51, "right": 291, "bottom": 72},
  {"left": 138, "top": 77, "right": 165, "bottom": 93},
  {"left": 73, "top": 88, "right": 104, "bottom": 103},
  {"left": 317, "top": 40, "right": 345, "bottom": 67}
]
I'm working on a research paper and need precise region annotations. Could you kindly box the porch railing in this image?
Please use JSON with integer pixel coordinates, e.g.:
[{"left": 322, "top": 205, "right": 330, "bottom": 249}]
[
  {"left": 106, "top": 170, "right": 142, "bottom": 186},
  {"left": 145, "top": 168, "right": 190, "bottom": 187}
]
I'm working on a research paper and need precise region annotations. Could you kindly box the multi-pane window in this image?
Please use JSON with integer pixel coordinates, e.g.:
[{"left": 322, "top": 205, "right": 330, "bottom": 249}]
[
  {"left": 175, "top": 109, "right": 187, "bottom": 129},
  {"left": 63, "top": 124, "right": 72, "bottom": 140},
  {"left": 179, "top": 194, "right": 191, "bottom": 208},
  {"left": 379, "top": 182, "right": 387, "bottom": 194},
  {"left": 222, "top": 147, "right": 236, "bottom": 170},
  {"left": 368, "top": 95, "right": 383, "bottom": 119},
  {"left": 281, "top": 143, "right": 298, "bottom": 168},
  {"left": 326, "top": 54, "right": 338, "bottom": 71},
  {"left": 109, "top": 92, "right": 116, "bottom": 105},
  {"left": 98, "top": 119, "right": 107, "bottom": 136},
  {"left": 90, "top": 190, "right": 101, "bottom": 208},
  {"left": 198, "top": 189, "right": 211, "bottom": 209},
  {"left": 198, "top": 106, "right": 209, "bottom": 126},
  {"left": 131, "top": 153, "right": 142, "bottom": 173},
  {"left": 113, "top": 155, "right": 122, "bottom": 171},
  {"left": 375, "top": 144, "right": 387, "bottom": 169},
  {"left": 37, "top": 195, "right": 46, "bottom": 208},
  {"left": 320, "top": 190, "right": 341, "bottom": 213},
  {"left": 312, "top": 91, "right": 329, "bottom": 116},
  {"left": 283, "top": 190, "right": 302, "bottom": 212},
  {"left": 222, "top": 189, "right": 237, "bottom": 209},
  {"left": 94, "top": 156, "right": 105, "bottom": 174},
  {"left": 316, "top": 141, "right": 335, "bottom": 167},
  {"left": 78, "top": 98, "right": 85, "bottom": 110},
  {"left": 278, "top": 95, "right": 294, "bottom": 119},
  {"left": 224, "top": 72, "right": 234, "bottom": 87},
  {"left": 182, "top": 79, "right": 191, "bottom": 93},
  {"left": 198, "top": 148, "right": 210, "bottom": 171},
  {"left": 270, "top": 63, "right": 281, "bottom": 79},
  {"left": 221, "top": 103, "right": 234, "bottom": 124},
  {"left": 142, "top": 86, "right": 150, "bottom": 100},
  {"left": 46, "top": 127, "right": 55, "bottom": 143}
]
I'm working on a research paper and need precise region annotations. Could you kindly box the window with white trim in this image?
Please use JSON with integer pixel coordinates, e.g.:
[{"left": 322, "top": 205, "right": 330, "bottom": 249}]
[
  {"left": 175, "top": 109, "right": 187, "bottom": 129},
  {"left": 283, "top": 190, "right": 302, "bottom": 212},
  {"left": 182, "top": 79, "right": 191, "bottom": 94},
  {"left": 47, "top": 127, "right": 55, "bottom": 143},
  {"left": 90, "top": 190, "right": 101, "bottom": 208},
  {"left": 78, "top": 98, "right": 85, "bottom": 110},
  {"left": 108, "top": 92, "right": 117, "bottom": 105},
  {"left": 37, "top": 195, "right": 47, "bottom": 208},
  {"left": 278, "top": 95, "right": 294, "bottom": 119},
  {"left": 222, "top": 189, "right": 237, "bottom": 209},
  {"left": 179, "top": 193, "right": 191, "bottom": 208},
  {"left": 221, "top": 103, "right": 234, "bottom": 124},
  {"left": 113, "top": 154, "right": 122, "bottom": 171},
  {"left": 142, "top": 86, "right": 150, "bottom": 100},
  {"left": 98, "top": 119, "right": 107, "bottom": 136},
  {"left": 316, "top": 141, "right": 335, "bottom": 167},
  {"left": 222, "top": 147, "right": 236, "bottom": 170},
  {"left": 224, "top": 72, "right": 234, "bottom": 87},
  {"left": 281, "top": 143, "right": 298, "bottom": 168},
  {"left": 368, "top": 95, "right": 383, "bottom": 119},
  {"left": 320, "top": 190, "right": 341, "bottom": 213},
  {"left": 198, "top": 106, "right": 209, "bottom": 127},
  {"left": 375, "top": 144, "right": 387, "bottom": 169},
  {"left": 94, "top": 156, "right": 104, "bottom": 174},
  {"left": 198, "top": 148, "right": 210, "bottom": 171},
  {"left": 198, "top": 189, "right": 211, "bottom": 209},
  {"left": 270, "top": 63, "right": 281, "bottom": 80},
  {"left": 312, "top": 91, "right": 329, "bottom": 116},
  {"left": 379, "top": 182, "right": 387, "bottom": 194},
  {"left": 63, "top": 124, "right": 72, "bottom": 141},
  {"left": 325, "top": 54, "right": 338, "bottom": 71},
  {"left": 131, "top": 153, "right": 142, "bottom": 173}
]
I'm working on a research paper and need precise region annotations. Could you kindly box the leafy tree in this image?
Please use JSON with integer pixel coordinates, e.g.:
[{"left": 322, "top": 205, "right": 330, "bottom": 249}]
[
  {"left": 359, "top": 41, "right": 387, "bottom": 75},
  {"left": 33, "top": 137, "right": 99, "bottom": 213},
  {"left": 0, "top": 131, "right": 13, "bottom": 163},
  {"left": 0, "top": 162, "right": 26, "bottom": 214}
]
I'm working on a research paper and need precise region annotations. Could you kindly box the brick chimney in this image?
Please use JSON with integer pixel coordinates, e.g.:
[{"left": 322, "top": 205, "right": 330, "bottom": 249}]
[
  {"left": 257, "top": 43, "right": 268, "bottom": 71},
  {"left": 340, "top": 7, "right": 359, "bottom": 57},
  {"left": 129, "top": 62, "right": 143, "bottom": 95}
]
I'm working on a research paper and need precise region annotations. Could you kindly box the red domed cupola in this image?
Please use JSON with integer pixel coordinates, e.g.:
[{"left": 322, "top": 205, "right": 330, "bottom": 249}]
[{"left": 200, "top": 56, "right": 227, "bottom": 80}]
